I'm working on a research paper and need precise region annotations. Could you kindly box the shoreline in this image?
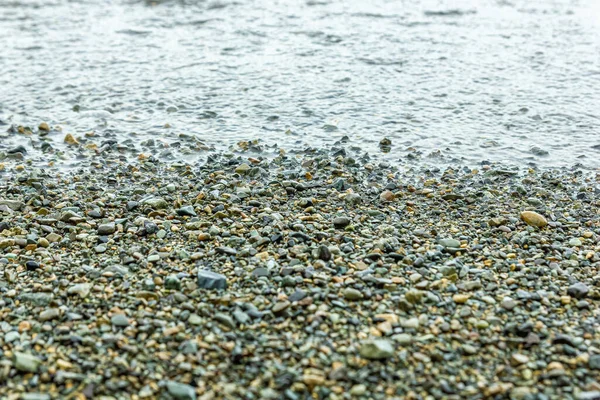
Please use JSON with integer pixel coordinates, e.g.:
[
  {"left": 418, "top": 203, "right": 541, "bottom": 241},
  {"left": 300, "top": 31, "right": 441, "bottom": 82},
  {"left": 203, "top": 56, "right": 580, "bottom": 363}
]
[{"left": 1, "top": 149, "right": 600, "bottom": 399}]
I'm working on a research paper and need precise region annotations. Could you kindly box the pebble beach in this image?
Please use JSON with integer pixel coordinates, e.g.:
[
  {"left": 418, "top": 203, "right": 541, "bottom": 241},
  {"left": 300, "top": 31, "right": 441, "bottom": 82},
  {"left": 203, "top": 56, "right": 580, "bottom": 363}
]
[
  {"left": 1, "top": 137, "right": 600, "bottom": 400},
  {"left": 2, "top": 0, "right": 600, "bottom": 398}
]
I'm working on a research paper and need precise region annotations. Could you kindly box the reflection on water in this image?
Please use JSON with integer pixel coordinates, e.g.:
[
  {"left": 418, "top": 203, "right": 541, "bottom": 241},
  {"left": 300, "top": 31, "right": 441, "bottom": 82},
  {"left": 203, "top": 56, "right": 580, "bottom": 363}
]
[{"left": 0, "top": 0, "right": 599, "bottom": 168}]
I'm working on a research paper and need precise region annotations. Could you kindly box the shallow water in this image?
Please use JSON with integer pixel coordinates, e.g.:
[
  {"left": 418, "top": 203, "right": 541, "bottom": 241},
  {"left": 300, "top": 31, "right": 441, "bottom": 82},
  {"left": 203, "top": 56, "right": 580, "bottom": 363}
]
[{"left": 0, "top": 0, "right": 599, "bottom": 168}]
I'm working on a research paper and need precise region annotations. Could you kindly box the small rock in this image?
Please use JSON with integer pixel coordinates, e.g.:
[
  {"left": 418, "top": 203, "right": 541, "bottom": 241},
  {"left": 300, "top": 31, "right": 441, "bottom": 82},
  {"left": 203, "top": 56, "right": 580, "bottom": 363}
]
[
  {"left": 520, "top": 211, "right": 547, "bottom": 228},
  {"left": 235, "top": 163, "right": 251, "bottom": 174},
  {"left": 333, "top": 216, "right": 350, "bottom": 229},
  {"left": 359, "top": 339, "right": 395, "bottom": 360},
  {"left": 39, "top": 308, "right": 60, "bottom": 322},
  {"left": 569, "top": 238, "right": 582, "bottom": 247},
  {"left": 143, "top": 197, "right": 169, "bottom": 209},
  {"left": 380, "top": 190, "right": 395, "bottom": 202},
  {"left": 166, "top": 381, "right": 196, "bottom": 400},
  {"left": 165, "top": 275, "right": 182, "bottom": 290},
  {"left": 177, "top": 206, "right": 196, "bottom": 216},
  {"left": 68, "top": 283, "right": 92, "bottom": 298},
  {"left": 25, "top": 260, "right": 40, "bottom": 271},
  {"left": 511, "top": 353, "right": 529, "bottom": 365},
  {"left": 13, "top": 352, "right": 41, "bottom": 373},
  {"left": 97, "top": 222, "right": 116, "bottom": 235},
  {"left": 64, "top": 133, "right": 79, "bottom": 145},
  {"left": 197, "top": 270, "right": 227, "bottom": 290},
  {"left": 439, "top": 238, "right": 461, "bottom": 248},
  {"left": 589, "top": 355, "right": 600, "bottom": 370},
  {"left": 567, "top": 282, "right": 589, "bottom": 299},
  {"left": 111, "top": 314, "right": 129, "bottom": 327},
  {"left": 343, "top": 288, "right": 363, "bottom": 301}
]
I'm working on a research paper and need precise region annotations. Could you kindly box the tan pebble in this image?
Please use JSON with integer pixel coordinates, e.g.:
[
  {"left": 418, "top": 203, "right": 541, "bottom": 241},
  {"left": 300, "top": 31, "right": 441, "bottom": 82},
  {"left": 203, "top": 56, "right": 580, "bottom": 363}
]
[
  {"left": 256, "top": 251, "right": 269, "bottom": 260},
  {"left": 560, "top": 295, "right": 571, "bottom": 304},
  {"left": 18, "top": 321, "right": 31, "bottom": 332},
  {"left": 380, "top": 190, "right": 395, "bottom": 202},
  {"left": 302, "top": 374, "right": 325, "bottom": 387},
  {"left": 39, "top": 122, "right": 50, "bottom": 131},
  {"left": 520, "top": 211, "right": 548, "bottom": 228},
  {"left": 453, "top": 294, "right": 470, "bottom": 304},
  {"left": 56, "top": 359, "right": 73, "bottom": 369},
  {"left": 198, "top": 233, "right": 211, "bottom": 241},
  {"left": 511, "top": 353, "right": 529, "bottom": 365},
  {"left": 583, "top": 231, "right": 593, "bottom": 238},
  {"left": 547, "top": 362, "right": 564, "bottom": 370},
  {"left": 64, "top": 133, "right": 79, "bottom": 145}
]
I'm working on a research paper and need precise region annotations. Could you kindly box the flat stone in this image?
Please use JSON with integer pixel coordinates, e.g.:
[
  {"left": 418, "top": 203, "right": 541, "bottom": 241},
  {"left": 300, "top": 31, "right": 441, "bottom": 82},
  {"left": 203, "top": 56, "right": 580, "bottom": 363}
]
[
  {"left": 567, "top": 282, "right": 589, "bottom": 299},
  {"left": 214, "top": 313, "right": 236, "bottom": 329},
  {"left": 111, "top": 314, "right": 129, "bottom": 327},
  {"left": 166, "top": 381, "right": 196, "bottom": 400},
  {"left": 21, "top": 393, "right": 51, "bottom": 400},
  {"left": 0, "top": 199, "right": 25, "bottom": 211},
  {"left": 216, "top": 246, "right": 237, "bottom": 255},
  {"left": 25, "top": 260, "right": 40, "bottom": 271},
  {"left": 143, "top": 197, "right": 169, "bottom": 209},
  {"left": 46, "top": 233, "right": 62, "bottom": 243},
  {"left": 197, "top": 270, "right": 227, "bottom": 290},
  {"left": 333, "top": 216, "right": 351, "bottom": 229},
  {"left": 67, "top": 283, "right": 91, "bottom": 298},
  {"left": 13, "top": 352, "right": 41, "bottom": 373},
  {"left": 165, "top": 275, "right": 182, "bottom": 290},
  {"left": 188, "top": 314, "right": 202, "bottom": 325},
  {"left": 272, "top": 301, "right": 290, "bottom": 314},
  {"left": 5, "top": 331, "right": 20, "bottom": 343},
  {"left": 343, "top": 288, "right": 363, "bottom": 301},
  {"left": 569, "top": 238, "right": 582, "bottom": 247},
  {"left": 438, "top": 238, "right": 461, "bottom": 248},
  {"left": 39, "top": 308, "right": 60, "bottom": 322},
  {"left": 97, "top": 222, "right": 116, "bottom": 235},
  {"left": 520, "top": 211, "right": 547, "bottom": 228},
  {"left": 177, "top": 206, "right": 196, "bottom": 216},
  {"left": 359, "top": 339, "right": 394, "bottom": 360},
  {"left": 589, "top": 355, "right": 600, "bottom": 370}
]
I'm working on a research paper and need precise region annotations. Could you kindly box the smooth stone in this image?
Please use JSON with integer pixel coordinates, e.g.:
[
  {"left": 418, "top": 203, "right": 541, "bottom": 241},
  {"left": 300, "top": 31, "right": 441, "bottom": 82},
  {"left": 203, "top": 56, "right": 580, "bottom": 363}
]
[
  {"left": 21, "top": 394, "right": 51, "bottom": 400},
  {"left": 97, "top": 222, "right": 116, "bottom": 235},
  {"left": 25, "top": 260, "right": 40, "bottom": 271},
  {"left": 359, "top": 339, "right": 395, "bottom": 360},
  {"left": 177, "top": 206, "right": 196, "bottom": 216},
  {"left": 272, "top": 301, "right": 290, "bottom": 314},
  {"left": 235, "top": 163, "right": 251, "bottom": 174},
  {"left": 111, "top": 314, "right": 129, "bottom": 327},
  {"left": 5, "top": 331, "right": 20, "bottom": 343},
  {"left": 165, "top": 275, "right": 182, "bottom": 290},
  {"left": 67, "top": 283, "right": 91, "bottom": 298},
  {"left": 520, "top": 211, "right": 548, "bottom": 228},
  {"left": 343, "top": 288, "right": 363, "bottom": 301},
  {"left": 39, "top": 308, "right": 60, "bottom": 322},
  {"left": 569, "top": 238, "right": 582, "bottom": 247},
  {"left": 13, "top": 352, "right": 41, "bottom": 373},
  {"left": 438, "top": 238, "right": 460, "bottom": 248},
  {"left": 567, "top": 282, "right": 589, "bottom": 299},
  {"left": 197, "top": 270, "right": 227, "bottom": 290},
  {"left": 333, "top": 216, "right": 351, "bottom": 229},
  {"left": 589, "top": 355, "right": 600, "bottom": 370},
  {"left": 214, "top": 313, "right": 236, "bottom": 329},
  {"left": 0, "top": 199, "right": 25, "bottom": 211},
  {"left": 166, "top": 381, "right": 196, "bottom": 400},
  {"left": 143, "top": 197, "right": 169, "bottom": 209}
]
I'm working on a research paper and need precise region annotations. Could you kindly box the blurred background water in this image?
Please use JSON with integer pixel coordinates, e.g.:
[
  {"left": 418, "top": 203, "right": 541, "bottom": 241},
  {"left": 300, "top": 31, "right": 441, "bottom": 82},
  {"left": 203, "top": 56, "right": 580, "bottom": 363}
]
[{"left": 0, "top": 0, "right": 599, "bottom": 168}]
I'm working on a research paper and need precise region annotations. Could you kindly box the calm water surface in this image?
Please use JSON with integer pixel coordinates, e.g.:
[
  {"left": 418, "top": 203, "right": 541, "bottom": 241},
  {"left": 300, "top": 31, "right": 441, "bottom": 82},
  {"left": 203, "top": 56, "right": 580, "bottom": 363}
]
[{"left": 1, "top": 0, "right": 599, "bottom": 168}]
